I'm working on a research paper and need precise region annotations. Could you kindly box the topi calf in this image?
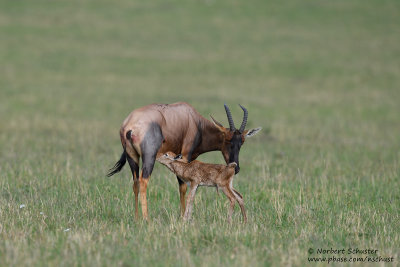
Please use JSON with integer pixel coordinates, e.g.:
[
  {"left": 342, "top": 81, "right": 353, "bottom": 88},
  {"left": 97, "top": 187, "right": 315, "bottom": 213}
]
[{"left": 157, "top": 152, "right": 247, "bottom": 223}]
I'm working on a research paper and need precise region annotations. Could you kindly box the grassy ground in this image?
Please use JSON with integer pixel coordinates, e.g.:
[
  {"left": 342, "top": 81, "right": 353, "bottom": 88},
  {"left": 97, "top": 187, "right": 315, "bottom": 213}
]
[{"left": 1, "top": 0, "right": 399, "bottom": 266}]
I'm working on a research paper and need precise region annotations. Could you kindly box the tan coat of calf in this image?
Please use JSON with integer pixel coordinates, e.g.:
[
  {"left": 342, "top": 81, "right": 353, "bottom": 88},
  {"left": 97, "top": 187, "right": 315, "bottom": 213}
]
[{"left": 157, "top": 152, "right": 247, "bottom": 223}]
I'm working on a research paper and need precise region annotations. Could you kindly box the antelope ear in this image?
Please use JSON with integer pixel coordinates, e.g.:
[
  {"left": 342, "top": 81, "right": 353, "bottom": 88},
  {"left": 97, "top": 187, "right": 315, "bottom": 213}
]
[
  {"left": 210, "top": 115, "right": 226, "bottom": 132},
  {"left": 243, "top": 127, "right": 262, "bottom": 138},
  {"left": 174, "top": 154, "right": 182, "bottom": 160}
]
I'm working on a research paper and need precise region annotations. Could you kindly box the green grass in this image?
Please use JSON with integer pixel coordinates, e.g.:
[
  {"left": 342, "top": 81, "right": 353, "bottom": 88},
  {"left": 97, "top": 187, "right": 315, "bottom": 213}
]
[{"left": 1, "top": 0, "right": 399, "bottom": 266}]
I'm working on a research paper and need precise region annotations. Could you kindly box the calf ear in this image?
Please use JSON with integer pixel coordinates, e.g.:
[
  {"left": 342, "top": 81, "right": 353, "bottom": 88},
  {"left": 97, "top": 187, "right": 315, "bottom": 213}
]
[
  {"left": 174, "top": 154, "right": 183, "bottom": 160},
  {"left": 244, "top": 127, "right": 262, "bottom": 138},
  {"left": 228, "top": 162, "right": 237, "bottom": 168}
]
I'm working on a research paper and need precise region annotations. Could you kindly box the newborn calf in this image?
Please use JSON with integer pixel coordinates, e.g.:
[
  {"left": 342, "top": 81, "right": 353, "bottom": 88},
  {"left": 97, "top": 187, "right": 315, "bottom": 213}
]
[{"left": 157, "top": 152, "right": 247, "bottom": 223}]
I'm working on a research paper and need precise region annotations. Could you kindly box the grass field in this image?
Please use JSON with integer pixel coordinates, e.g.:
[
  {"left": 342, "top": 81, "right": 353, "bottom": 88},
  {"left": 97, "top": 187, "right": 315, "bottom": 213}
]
[{"left": 1, "top": 0, "right": 400, "bottom": 266}]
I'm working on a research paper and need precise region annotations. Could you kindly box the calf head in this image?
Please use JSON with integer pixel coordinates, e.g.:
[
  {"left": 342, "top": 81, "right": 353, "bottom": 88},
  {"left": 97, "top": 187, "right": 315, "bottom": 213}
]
[
  {"left": 211, "top": 104, "right": 261, "bottom": 174},
  {"left": 156, "top": 152, "right": 183, "bottom": 166}
]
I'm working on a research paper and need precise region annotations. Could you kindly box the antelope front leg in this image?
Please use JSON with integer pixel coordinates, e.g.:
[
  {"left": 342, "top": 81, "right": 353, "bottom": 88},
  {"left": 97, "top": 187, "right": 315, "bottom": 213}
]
[{"left": 183, "top": 183, "right": 198, "bottom": 221}]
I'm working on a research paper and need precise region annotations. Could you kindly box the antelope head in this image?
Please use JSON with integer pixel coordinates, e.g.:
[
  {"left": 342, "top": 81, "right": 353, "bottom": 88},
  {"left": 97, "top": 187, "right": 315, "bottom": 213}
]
[{"left": 211, "top": 104, "right": 261, "bottom": 174}]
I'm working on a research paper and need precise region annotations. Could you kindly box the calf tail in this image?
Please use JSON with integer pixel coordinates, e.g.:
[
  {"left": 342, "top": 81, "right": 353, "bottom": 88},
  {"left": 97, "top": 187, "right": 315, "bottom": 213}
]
[{"left": 107, "top": 150, "right": 127, "bottom": 177}]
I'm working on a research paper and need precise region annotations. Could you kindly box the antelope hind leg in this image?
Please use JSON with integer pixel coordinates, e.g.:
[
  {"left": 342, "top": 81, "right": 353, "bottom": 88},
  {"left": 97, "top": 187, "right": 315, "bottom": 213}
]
[{"left": 127, "top": 155, "right": 140, "bottom": 220}]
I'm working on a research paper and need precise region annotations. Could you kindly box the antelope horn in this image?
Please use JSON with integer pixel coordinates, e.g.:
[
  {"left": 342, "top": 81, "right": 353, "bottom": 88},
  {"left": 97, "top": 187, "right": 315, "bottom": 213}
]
[
  {"left": 239, "top": 104, "right": 248, "bottom": 132},
  {"left": 224, "top": 103, "right": 235, "bottom": 131},
  {"left": 210, "top": 115, "right": 223, "bottom": 127}
]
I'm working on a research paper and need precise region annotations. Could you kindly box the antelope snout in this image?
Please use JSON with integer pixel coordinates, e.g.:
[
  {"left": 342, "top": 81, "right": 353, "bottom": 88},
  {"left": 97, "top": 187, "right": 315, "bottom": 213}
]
[{"left": 235, "top": 165, "right": 240, "bottom": 174}]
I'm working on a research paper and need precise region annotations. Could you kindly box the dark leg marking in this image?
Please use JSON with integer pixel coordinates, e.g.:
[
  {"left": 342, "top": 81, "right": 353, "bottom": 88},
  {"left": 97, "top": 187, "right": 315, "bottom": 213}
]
[
  {"left": 187, "top": 121, "right": 202, "bottom": 162},
  {"left": 140, "top": 122, "right": 164, "bottom": 178},
  {"left": 127, "top": 154, "right": 140, "bottom": 219}
]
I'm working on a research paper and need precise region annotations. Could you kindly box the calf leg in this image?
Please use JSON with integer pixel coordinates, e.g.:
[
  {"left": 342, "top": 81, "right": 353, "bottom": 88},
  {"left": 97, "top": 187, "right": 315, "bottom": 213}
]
[
  {"left": 232, "top": 188, "right": 247, "bottom": 223},
  {"left": 221, "top": 187, "right": 237, "bottom": 223},
  {"left": 177, "top": 177, "right": 187, "bottom": 217},
  {"left": 183, "top": 183, "right": 198, "bottom": 221}
]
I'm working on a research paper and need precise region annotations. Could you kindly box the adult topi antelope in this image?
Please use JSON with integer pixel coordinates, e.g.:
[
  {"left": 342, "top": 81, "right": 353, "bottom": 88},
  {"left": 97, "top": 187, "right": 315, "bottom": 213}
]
[{"left": 107, "top": 102, "right": 261, "bottom": 220}]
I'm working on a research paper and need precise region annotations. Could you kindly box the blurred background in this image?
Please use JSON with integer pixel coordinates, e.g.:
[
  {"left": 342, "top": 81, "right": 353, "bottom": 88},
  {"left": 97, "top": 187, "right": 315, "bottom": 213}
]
[
  {"left": 1, "top": 0, "right": 399, "bottom": 266},
  {"left": 2, "top": 0, "right": 399, "bottom": 166}
]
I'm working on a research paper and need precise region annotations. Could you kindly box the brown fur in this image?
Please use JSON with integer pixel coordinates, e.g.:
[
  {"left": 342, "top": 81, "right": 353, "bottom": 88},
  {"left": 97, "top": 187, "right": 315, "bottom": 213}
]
[
  {"left": 120, "top": 103, "right": 225, "bottom": 161},
  {"left": 157, "top": 152, "right": 247, "bottom": 223}
]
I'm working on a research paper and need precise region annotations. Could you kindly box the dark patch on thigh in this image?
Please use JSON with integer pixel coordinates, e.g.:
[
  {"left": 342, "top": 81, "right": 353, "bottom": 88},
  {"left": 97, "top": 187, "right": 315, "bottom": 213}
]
[
  {"left": 140, "top": 122, "right": 164, "bottom": 178},
  {"left": 187, "top": 121, "right": 202, "bottom": 162}
]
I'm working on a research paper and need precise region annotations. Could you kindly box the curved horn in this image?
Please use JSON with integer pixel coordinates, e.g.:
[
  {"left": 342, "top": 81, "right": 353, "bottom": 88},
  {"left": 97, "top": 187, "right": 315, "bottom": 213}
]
[
  {"left": 224, "top": 103, "right": 235, "bottom": 131},
  {"left": 239, "top": 104, "right": 248, "bottom": 132}
]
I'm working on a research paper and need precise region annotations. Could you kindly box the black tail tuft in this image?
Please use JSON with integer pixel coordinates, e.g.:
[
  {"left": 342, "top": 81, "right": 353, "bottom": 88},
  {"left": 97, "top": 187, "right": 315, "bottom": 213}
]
[{"left": 107, "top": 150, "right": 127, "bottom": 177}]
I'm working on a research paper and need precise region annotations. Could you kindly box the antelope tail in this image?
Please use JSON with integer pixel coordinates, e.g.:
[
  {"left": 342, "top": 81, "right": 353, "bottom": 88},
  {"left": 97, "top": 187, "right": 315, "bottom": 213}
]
[
  {"left": 107, "top": 150, "right": 127, "bottom": 177},
  {"left": 107, "top": 130, "right": 134, "bottom": 177}
]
